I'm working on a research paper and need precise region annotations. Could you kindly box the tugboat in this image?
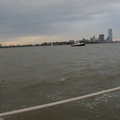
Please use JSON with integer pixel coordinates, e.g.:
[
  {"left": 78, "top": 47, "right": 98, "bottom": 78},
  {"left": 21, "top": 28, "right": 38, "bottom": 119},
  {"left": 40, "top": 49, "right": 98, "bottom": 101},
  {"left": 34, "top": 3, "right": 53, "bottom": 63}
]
[{"left": 71, "top": 42, "right": 85, "bottom": 47}]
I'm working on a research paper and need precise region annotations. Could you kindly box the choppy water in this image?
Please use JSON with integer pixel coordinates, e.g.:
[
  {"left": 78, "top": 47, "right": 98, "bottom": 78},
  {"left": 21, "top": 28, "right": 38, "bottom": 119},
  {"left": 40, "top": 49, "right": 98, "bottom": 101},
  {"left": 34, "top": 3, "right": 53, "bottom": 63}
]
[{"left": 0, "top": 43, "right": 120, "bottom": 120}]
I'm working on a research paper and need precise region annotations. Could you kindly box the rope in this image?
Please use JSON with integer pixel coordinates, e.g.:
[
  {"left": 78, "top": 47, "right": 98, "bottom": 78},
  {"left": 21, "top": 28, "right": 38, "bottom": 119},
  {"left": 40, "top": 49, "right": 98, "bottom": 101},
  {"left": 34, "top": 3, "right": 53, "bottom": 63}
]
[{"left": 0, "top": 86, "right": 120, "bottom": 118}]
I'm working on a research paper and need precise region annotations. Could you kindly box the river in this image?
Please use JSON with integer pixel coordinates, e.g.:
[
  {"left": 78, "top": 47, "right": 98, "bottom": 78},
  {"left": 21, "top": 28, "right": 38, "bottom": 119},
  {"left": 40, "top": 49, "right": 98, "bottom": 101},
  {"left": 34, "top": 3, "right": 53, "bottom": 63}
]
[{"left": 0, "top": 43, "right": 120, "bottom": 120}]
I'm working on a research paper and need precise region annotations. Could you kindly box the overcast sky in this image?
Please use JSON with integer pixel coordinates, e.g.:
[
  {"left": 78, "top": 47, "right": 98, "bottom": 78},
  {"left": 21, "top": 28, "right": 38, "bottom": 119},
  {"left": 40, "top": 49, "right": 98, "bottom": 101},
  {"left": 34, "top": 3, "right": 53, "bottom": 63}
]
[{"left": 0, "top": 0, "right": 120, "bottom": 45}]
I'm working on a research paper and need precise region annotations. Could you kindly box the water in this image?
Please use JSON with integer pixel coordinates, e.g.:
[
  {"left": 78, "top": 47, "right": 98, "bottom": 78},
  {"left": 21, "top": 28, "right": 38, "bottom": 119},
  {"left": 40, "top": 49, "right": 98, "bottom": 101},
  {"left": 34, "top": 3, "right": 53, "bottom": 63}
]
[{"left": 0, "top": 43, "right": 120, "bottom": 120}]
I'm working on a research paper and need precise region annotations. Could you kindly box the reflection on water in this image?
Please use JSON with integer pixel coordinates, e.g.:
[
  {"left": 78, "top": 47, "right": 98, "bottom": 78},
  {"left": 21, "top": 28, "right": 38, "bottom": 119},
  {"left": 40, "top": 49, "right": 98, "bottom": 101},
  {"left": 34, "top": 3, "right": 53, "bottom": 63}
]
[{"left": 0, "top": 43, "right": 120, "bottom": 120}]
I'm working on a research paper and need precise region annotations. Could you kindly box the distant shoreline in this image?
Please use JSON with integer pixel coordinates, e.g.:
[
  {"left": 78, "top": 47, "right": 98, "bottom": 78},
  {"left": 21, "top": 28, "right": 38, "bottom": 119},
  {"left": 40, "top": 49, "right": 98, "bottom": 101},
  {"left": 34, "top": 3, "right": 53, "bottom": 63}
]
[{"left": 0, "top": 41, "right": 120, "bottom": 48}]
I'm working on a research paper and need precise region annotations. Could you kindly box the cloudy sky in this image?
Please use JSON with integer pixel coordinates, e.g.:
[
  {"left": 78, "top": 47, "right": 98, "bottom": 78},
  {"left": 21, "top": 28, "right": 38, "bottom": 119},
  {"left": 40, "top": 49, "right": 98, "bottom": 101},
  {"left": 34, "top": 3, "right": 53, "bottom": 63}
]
[{"left": 0, "top": 0, "right": 120, "bottom": 45}]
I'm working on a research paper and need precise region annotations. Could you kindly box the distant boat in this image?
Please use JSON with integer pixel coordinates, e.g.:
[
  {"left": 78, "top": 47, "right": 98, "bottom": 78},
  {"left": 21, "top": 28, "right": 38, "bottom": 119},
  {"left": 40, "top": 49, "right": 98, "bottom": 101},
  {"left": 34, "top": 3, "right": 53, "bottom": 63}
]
[{"left": 71, "top": 42, "right": 85, "bottom": 47}]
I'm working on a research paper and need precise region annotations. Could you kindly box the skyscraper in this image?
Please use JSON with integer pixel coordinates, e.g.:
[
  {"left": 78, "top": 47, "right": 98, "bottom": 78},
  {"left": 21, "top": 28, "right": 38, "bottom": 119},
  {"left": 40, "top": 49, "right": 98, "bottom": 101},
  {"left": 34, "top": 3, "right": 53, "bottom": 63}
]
[
  {"left": 99, "top": 34, "right": 104, "bottom": 42},
  {"left": 108, "top": 28, "right": 113, "bottom": 42}
]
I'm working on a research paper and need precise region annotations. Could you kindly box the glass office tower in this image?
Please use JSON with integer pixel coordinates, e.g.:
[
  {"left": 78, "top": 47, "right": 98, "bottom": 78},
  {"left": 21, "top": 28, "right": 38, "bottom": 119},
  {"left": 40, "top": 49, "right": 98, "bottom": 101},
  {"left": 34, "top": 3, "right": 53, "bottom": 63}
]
[{"left": 108, "top": 28, "right": 113, "bottom": 42}]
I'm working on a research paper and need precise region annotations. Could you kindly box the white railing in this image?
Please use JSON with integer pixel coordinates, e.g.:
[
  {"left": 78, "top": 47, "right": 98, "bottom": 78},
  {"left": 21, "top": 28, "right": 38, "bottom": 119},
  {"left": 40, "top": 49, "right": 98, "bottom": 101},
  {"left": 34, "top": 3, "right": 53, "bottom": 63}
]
[{"left": 0, "top": 86, "right": 120, "bottom": 119}]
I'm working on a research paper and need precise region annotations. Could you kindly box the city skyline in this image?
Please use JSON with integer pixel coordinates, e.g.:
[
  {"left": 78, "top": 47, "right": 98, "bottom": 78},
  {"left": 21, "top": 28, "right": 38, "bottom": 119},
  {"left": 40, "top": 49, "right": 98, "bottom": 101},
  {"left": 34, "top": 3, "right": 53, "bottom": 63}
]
[
  {"left": 0, "top": 27, "right": 117, "bottom": 46},
  {"left": 0, "top": 0, "right": 120, "bottom": 45},
  {"left": 91, "top": 28, "right": 113, "bottom": 42}
]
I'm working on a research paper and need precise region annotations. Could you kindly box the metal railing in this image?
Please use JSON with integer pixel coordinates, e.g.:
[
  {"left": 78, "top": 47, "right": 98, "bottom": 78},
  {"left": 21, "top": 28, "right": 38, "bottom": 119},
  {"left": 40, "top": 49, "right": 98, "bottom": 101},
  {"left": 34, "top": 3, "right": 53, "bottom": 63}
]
[{"left": 0, "top": 86, "right": 120, "bottom": 119}]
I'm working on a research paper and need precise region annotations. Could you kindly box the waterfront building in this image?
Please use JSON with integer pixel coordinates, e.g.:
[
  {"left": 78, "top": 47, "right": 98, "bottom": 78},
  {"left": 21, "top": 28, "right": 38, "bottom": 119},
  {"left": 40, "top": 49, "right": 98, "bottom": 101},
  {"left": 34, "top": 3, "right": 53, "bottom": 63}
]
[
  {"left": 90, "top": 35, "right": 96, "bottom": 42},
  {"left": 69, "top": 40, "right": 74, "bottom": 43},
  {"left": 99, "top": 34, "right": 104, "bottom": 42},
  {"left": 108, "top": 28, "right": 113, "bottom": 42}
]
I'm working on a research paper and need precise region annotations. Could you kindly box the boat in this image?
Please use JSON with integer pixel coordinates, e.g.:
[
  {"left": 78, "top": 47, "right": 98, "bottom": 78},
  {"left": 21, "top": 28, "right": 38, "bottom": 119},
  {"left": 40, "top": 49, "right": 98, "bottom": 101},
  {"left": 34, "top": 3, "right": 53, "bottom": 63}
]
[{"left": 71, "top": 42, "right": 85, "bottom": 47}]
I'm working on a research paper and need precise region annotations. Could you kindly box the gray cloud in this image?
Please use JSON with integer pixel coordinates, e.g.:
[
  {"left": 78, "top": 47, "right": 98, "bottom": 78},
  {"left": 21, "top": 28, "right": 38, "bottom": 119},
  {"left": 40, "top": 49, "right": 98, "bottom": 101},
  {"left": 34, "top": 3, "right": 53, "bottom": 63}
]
[{"left": 0, "top": 0, "right": 120, "bottom": 42}]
